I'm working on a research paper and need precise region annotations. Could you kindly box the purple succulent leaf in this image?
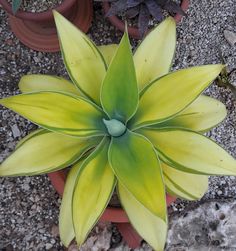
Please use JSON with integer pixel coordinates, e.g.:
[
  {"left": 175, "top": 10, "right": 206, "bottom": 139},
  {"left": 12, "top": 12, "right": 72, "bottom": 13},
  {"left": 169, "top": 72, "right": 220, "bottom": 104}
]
[
  {"left": 145, "top": 0, "right": 163, "bottom": 22},
  {"left": 127, "top": 0, "right": 144, "bottom": 8},
  {"left": 155, "top": 0, "right": 166, "bottom": 7},
  {"left": 138, "top": 3, "right": 150, "bottom": 38},
  {"left": 106, "top": 0, "right": 128, "bottom": 17},
  {"left": 164, "top": 0, "right": 186, "bottom": 16},
  {"left": 126, "top": 6, "right": 140, "bottom": 18}
]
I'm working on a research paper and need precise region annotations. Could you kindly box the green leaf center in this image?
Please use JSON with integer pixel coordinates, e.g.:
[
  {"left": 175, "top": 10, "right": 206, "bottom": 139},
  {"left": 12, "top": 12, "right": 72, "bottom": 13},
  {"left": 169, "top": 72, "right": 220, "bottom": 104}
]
[{"left": 103, "top": 119, "right": 126, "bottom": 137}]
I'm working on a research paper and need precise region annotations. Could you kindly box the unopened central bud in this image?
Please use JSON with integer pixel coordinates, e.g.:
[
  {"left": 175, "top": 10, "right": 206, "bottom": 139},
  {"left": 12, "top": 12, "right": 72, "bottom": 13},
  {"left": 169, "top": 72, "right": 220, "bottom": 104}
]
[{"left": 103, "top": 119, "right": 126, "bottom": 137}]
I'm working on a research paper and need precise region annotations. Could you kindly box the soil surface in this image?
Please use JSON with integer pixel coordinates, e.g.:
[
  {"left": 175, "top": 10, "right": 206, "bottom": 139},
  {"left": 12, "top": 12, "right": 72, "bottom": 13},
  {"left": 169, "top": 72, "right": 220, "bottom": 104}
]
[{"left": 0, "top": 0, "right": 236, "bottom": 250}]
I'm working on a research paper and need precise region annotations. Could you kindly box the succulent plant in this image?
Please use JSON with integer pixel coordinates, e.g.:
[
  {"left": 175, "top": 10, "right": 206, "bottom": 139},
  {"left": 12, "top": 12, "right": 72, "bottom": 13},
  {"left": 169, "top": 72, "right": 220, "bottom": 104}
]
[
  {"left": 0, "top": 12, "right": 236, "bottom": 251},
  {"left": 216, "top": 50, "right": 236, "bottom": 100},
  {"left": 12, "top": 0, "right": 22, "bottom": 14},
  {"left": 102, "top": 0, "right": 186, "bottom": 37}
]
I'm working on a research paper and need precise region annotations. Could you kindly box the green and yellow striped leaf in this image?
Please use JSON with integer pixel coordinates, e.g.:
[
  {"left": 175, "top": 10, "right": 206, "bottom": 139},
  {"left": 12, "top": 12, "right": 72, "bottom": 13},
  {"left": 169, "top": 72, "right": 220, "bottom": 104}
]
[
  {"left": 131, "top": 65, "right": 224, "bottom": 128},
  {"left": 101, "top": 32, "right": 138, "bottom": 122},
  {"left": 141, "top": 128, "right": 236, "bottom": 175},
  {"left": 73, "top": 138, "right": 116, "bottom": 246},
  {"left": 19, "top": 74, "right": 80, "bottom": 96},
  {"left": 59, "top": 160, "right": 83, "bottom": 247},
  {"left": 108, "top": 130, "right": 166, "bottom": 220},
  {"left": 118, "top": 182, "right": 167, "bottom": 251},
  {"left": 149, "top": 95, "right": 227, "bottom": 132},
  {"left": 0, "top": 92, "right": 106, "bottom": 137},
  {"left": 162, "top": 162, "right": 208, "bottom": 200},
  {"left": 98, "top": 44, "right": 118, "bottom": 66},
  {"left": 134, "top": 17, "right": 176, "bottom": 90},
  {"left": 0, "top": 131, "right": 100, "bottom": 176},
  {"left": 53, "top": 11, "right": 107, "bottom": 105}
]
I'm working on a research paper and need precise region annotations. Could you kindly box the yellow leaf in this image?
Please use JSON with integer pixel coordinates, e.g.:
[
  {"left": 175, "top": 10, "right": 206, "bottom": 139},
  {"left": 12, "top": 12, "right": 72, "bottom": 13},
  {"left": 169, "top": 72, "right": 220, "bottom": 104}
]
[
  {"left": 134, "top": 17, "right": 176, "bottom": 90},
  {"left": 162, "top": 162, "right": 208, "bottom": 200},
  {"left": 149, "top": 95, "right": 227, "bottom": 132},
  {"left": 0, "top": 91, "right": 106, "bottom": 137},
  {"left": 73, "top": 138, "right": 116, "bottom": 245},
  {"left": 131, "top": 65, "right": 224, "bottom": 128},
  {"left": 0, "top": 130, "right": 100, "bottom": 176},
  {"left": 141, "top": 128, "right": 236, "bottom": 175},
  {"left": 59, "top": 160, "right": 82, "bottom": 247},
  {"left": 53, "top": 11, "right": 107, "bottom": 104},
  {"left": 15, "top": 128, "right": 44, "bottom": 149},
  {"left": 19, "top": 74, "right": 80, "bottom": 95},
  {"left": 98, "top": 44, "right": 118, "bottom": 66},
  {"left": 118, "top": 182, "right": 167, "bottom": 251}
]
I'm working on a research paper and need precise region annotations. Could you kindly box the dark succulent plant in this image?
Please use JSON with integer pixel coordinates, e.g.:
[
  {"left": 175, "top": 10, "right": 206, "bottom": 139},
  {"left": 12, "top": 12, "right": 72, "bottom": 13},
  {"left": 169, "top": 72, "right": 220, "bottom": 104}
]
[
  {"left": 12, "top": 0, "right": 22, "bottom": 14},
  {"left": 216, "top": 49, "right": 236, "bottom": 100},
  {"left": 100, "top": 0, "right": 186, "bottom": 37}
]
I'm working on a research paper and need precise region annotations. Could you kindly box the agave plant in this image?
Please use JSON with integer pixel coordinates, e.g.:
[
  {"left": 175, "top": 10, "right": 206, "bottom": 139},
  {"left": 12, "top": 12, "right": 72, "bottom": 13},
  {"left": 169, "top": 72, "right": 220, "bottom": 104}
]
[
  {"left": 101, "top": 0, "right": 186, "bottom": 36},
  {"left": 0, "top": 12, "right": 236, "bottom": 251}
]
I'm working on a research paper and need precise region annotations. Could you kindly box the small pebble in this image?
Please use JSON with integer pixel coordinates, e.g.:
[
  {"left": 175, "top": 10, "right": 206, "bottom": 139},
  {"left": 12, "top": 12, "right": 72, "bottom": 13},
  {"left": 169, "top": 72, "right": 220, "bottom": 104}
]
[
  {"left": 11, "top": 124, "right": 21, "bottom": 138},
  {"left": 224, "top": 30, "right": 236, "bottom": 46}
]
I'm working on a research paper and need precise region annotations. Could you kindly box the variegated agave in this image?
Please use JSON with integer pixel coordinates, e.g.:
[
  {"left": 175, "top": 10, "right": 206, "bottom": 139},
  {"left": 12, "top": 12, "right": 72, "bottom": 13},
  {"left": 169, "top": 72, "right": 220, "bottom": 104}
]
[{"left": 0, "top": 12, "right": 236, "bottom": 251}]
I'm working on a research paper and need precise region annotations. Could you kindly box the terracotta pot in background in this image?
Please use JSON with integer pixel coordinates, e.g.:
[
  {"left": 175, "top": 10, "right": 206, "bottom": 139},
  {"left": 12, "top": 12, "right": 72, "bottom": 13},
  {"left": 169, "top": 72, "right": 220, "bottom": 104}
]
[
  {"left": 102, "top": 0, "right": 190, "bottom": 39},
  {"left": 48, "top": 169, "right": 176, "bottom": 249},
  {"left": 0, "top": 0, "right": 93, "bottom": 52}
]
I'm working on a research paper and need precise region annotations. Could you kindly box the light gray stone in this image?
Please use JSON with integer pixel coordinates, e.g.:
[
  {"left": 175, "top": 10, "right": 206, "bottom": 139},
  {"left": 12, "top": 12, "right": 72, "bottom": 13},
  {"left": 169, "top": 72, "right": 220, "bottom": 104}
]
[{"left": 224, "top": 30, "right": 236, "bottom": 46}]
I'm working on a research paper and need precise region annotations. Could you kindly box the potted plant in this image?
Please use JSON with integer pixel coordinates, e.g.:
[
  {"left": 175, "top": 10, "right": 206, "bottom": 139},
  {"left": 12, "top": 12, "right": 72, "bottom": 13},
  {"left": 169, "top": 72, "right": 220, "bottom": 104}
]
[
  {"left": 0, "top": 0, "right": 93, "bottom": 52},
  {"left": 48, "top": 170, "right": 176, "bottom": 248},
  {"left": 1, "top": 12, "right": 236, "bottom": 251},
  {"left": 100, "top": 0, "right": 190, "bottom": 38}
]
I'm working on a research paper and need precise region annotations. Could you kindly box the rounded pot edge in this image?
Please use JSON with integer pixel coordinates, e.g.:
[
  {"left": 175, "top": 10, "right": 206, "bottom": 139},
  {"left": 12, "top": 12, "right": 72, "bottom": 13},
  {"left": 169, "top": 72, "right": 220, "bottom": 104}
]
[
  {"left": 102, "top": 0, "right": 190, "bottom": 39},
  {"left": 0, "top": 0, "right": 77, "bottom": 21},
  {"left": 47, "top": 170, "right": 176, "bottom": 223},
  {"left": 5, "top": 0, "right": 93, "bottom": 52}
]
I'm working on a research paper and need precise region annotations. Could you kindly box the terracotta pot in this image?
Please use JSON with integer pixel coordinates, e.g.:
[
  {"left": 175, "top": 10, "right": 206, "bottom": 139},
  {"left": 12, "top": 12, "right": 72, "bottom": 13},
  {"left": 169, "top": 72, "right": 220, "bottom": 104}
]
[
  {"left": 102, "top": 0, "right": 190, "bottom": 39},
  {"left": 0, "top": 0, "right": 93, "bottom": 52},
  {"left": 48, "top": 169, "right": 176, "bottom": 248}
]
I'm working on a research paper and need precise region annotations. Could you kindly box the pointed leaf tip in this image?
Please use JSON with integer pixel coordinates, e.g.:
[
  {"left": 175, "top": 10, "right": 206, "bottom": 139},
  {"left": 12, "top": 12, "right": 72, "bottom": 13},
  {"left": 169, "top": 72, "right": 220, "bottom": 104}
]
[
  {"left": 53, "top": 10, "right": 106, "bottom": 104},
  {"left": 142, "top": 128, "right": 236, "bottom": 176},
  {"left": 52, "top": 9, "right": 60, "bottom": 19},
  {"left": 132, "top": 64, "right": 225, "bottom": 128},
  {"left": 118, "top": 183, "right": 168, "bottom": 251},
  {"left": 124, "top": 21, "right": 128, "bottom": 34},
  {"left": 149, "top": 95, "right": 227, "bottom": 133},
  {"left": 101, "top": 31, "right": 138, "bottom": 121},
  {"left": 134, "top": 16, "right": 176, "bottom": 90},
  {"left": 18, "top": 74, "right": 79, "bottom": 95}
]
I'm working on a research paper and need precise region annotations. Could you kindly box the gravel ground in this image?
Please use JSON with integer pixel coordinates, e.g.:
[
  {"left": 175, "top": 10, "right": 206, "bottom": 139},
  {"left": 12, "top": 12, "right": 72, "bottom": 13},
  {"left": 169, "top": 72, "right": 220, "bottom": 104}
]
[{"left": 0, "top": 0, "right": 236, "bottom": 250}]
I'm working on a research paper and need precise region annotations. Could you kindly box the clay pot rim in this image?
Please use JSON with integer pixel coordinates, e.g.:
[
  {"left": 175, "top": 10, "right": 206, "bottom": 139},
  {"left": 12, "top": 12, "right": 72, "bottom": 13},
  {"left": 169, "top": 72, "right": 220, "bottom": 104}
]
[
  {"left": 7, "top": 0, "right": 93, "bottom": 52},
  {"left": 47, "top": 170, "right": 176, "bottom": 223},
  {"left": 102, "top": 0, "right": 190, "bottom": 39},
  {"left": 0, "top": 0, "right": 77, "bottom": 21}
]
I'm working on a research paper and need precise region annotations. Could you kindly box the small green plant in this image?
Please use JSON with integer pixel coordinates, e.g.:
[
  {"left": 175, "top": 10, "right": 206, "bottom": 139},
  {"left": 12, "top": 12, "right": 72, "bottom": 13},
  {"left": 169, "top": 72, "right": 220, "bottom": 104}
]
[
  {"left": 216, "top": 51, "right": 236, "bottom": 99},
  {"left": 101, "top": 0, "right": 186, "bottom": 36},
  {"left": 12, "top": 0, "right": 22, "bottom": 14},
  {"left": 0, "top": 12, "right": 236, "bottom": 251}
]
